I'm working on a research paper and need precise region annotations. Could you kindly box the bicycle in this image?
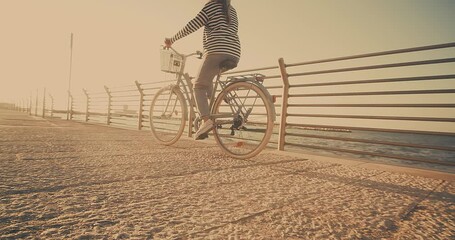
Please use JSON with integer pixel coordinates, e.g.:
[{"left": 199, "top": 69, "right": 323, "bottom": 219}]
[{"left": 149, "top": 47, "right": 276, "bottom": 159}]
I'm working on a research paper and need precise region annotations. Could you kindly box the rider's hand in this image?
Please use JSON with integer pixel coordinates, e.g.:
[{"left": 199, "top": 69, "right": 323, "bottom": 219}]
[{"left": 164, "top": 38, "right": 172, "bottom": 48}]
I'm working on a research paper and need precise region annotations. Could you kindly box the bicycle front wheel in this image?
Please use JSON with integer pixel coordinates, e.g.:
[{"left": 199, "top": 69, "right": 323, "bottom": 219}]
[
  {"left": 149, "top": 85, "right": 187, "bottom": 145},
  {"left": 212, "top": 81, "right": 275, "bottom": 159}
]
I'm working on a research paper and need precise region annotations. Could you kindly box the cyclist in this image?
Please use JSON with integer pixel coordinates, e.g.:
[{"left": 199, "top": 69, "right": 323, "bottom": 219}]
[{"left": 165, "top": 0, "right": 241, "bottom": 140}]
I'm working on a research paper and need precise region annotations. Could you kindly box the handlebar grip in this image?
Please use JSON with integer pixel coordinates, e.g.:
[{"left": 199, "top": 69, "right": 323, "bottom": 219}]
[{"left": 196, "top": 50, "right": 203, "bottom": 59}]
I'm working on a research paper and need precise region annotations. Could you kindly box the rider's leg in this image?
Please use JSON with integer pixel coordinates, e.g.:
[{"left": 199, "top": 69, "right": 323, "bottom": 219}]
[
  {"left": 194, "top": 54, "right": 239, "bottom": 121},
  {"left": 193, "top": 54, "right": 239, "bottom": 139}
]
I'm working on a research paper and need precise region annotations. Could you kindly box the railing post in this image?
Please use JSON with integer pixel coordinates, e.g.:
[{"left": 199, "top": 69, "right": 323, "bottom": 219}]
[
  {"left": 68, "top": 91, "right": 74, "bottom": 120},
  {"left": 278, "top": 58, "right": 290, "bottom": 151},
  {"left": 49, "top": 94, "right": 54, "bottom": 118},
  {"left": 83, "top": 89, "right": 90, "bottom": 122},
  {"left": 66, "top": 90, "right": 71, "bottom": 120},
  {"left": 29, "top": 93, "right": 32, "bottom": 115},
  {"left": 104, "top": 86, "right": 112, "bottom": 125},
  {"left": 42, "top": 88, "right": 46, "bottom": 118},
  {"left": 35, "top": 89, "right": 39, "bottom": 116},
  {"left": 135, "top": 81, "right": 144, "bottom": 130},
  {"left": 184, "top": 73, "right": 195, "bottom": 138}
]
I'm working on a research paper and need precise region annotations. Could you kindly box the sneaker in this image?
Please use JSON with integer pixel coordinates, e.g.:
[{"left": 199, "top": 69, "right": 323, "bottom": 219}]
[
  {"left": 197, "top": 132, "right": 209, "bottom": 140},
  {"left": 194, "top": 119, "right": 214, "bottom": 140}
]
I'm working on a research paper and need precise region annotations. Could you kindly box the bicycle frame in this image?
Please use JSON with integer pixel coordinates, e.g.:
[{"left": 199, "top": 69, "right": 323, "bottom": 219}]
[{"left": 152, "top": 46, "right": 276, "bottom": 158}]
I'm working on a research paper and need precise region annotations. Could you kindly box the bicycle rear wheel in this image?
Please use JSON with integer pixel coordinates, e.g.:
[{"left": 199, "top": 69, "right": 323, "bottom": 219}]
[
  {"left": 149, "top": 85, "right": 187, "bottom": 145},
  {"left": 212, "top": 81, "right": 274, "bottom": 159}
]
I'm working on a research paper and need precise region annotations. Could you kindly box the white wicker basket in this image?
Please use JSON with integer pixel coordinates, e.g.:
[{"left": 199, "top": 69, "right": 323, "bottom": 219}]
[{"left": 160, "top": 48, "right": 183, "bottom": 73}]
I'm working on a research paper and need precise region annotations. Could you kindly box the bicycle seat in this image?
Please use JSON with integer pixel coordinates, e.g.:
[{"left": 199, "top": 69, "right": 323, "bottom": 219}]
[{"left": 219, "top": 60, "right": 237, "bottom": 72}]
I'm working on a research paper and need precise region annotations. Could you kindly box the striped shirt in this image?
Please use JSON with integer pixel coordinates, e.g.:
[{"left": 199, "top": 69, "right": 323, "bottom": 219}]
[{"left": 170, "top": 1, "right": 241, "bottom": 58}]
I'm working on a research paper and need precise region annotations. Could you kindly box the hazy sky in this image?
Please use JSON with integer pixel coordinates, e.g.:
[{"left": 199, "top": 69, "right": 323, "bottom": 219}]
[{"left": 1, "top": 0, "right": 454, "bottom": 104}]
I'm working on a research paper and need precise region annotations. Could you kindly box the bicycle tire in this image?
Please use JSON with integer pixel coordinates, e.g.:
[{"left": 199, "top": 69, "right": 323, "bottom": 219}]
[
  {"left": 149, "top": 85, "right": 187, "bottom": 145},
  {"left": 212, "top": 81, "right": 275, "bottom": 159}
]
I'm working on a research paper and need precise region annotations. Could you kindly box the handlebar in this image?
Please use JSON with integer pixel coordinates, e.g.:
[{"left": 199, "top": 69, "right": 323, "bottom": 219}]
[{"left": 164, "top": 46, "right": 203, "bottom": 59}]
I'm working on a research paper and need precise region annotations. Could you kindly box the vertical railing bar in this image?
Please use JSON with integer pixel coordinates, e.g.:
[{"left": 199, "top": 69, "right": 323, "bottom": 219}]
[
  {"left": 35, "top": 89, "right": 39, "bottom": 116},
  {"left": 105, "top": 86, "right": 112, "bottom": 125},
  {"left": 278, "top": 58, "right": 290, "bottom": 151},
  {"left": 66, "top": 91, "right": 71, "bottom": 120},
  {"left": 69, "top": 91, "right": 74, "bottom": 120},
  {"left": 29, "top": 93, "right": 32, "bottom": 115},
  {"left": 135, "top": 81, "right": 144, "bottom": 130},
  {"left": 42, "top": 88, "right": 46, "bottom": 117},
  {"left": 183, "top": 73, "right": 195, "bottom": 137},
  {"left": 83, "top": 88, "right": 89, "bottom": 122},
  {"left": 49, "top": 94, "right": 54, "bottom": 118}
]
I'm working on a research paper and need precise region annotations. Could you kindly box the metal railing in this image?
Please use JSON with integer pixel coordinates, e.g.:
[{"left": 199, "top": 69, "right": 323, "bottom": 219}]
[
  {"left": 277, "top": 42, "right": 455, "bottom": 168},
  {"left": 49, "top": 81, "right": 173, "bottom": 130},
  {"left": 11, "top": 42, "right": 455, "bottom": 169}
]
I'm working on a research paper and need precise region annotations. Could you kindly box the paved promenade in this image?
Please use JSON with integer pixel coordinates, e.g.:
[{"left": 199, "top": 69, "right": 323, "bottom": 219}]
[{"left": 0, "top": 109, "right": 454, "bottom": 239}]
